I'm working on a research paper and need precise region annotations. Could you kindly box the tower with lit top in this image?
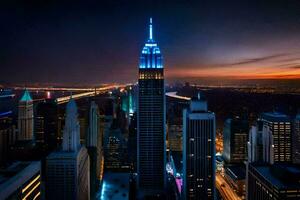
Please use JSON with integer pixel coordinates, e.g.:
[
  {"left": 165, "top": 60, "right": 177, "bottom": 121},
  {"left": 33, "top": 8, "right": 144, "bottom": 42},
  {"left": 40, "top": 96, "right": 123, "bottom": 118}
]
[
  {"left": 137, "top": 18, "right": 166, "bottom": 194},
  {"left": 18, "top": 89, "right": 34, "bottom": 141}
]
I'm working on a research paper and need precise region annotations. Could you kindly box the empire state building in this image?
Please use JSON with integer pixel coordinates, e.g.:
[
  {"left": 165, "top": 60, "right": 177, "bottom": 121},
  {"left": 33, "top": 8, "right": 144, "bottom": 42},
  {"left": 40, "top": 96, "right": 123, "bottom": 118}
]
[{"left": 137, "top": 18, "right": 166, "bottom": 194}]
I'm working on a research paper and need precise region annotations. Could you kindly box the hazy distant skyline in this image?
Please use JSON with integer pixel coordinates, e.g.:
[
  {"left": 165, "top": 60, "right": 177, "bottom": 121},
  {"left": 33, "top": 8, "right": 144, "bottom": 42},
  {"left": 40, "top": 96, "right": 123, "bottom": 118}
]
[{"left": 1, "top": 0, "right": 300, "bottom": 85}]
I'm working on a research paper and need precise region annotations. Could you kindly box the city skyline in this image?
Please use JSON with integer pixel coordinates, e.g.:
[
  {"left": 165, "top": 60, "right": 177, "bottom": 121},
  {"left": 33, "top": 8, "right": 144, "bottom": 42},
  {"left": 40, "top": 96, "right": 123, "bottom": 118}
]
[
  {"left": 1, "top": 1, "right": 300, "bottom": 85},
  {"left": 2, "top": 2, "right": 300, "bottom": 200}
]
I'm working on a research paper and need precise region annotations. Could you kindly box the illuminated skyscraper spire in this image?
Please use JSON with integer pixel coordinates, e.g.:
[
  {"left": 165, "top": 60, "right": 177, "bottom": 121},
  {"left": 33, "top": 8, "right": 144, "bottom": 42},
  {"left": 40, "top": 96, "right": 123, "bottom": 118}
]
[
  {"left": 140, "top": 17, "right": 163, "bottom": 69},
  {"left": 149, "top": 17, "right": 153, "bottom": 40},
  {"left": 138, "top": 18, "right": 166, "bottom": 194}
]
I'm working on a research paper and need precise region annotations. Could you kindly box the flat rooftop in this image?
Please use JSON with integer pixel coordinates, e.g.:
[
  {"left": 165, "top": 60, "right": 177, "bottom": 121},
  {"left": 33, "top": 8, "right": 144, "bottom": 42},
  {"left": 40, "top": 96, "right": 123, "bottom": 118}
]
[
  {"left": 261, "top": 112, "right": 290, "bottom": 122},
  {"left": 252, "top": 163, "right": 300, "bottom": 189},
  {"left": 97, "top": 172, "right": 130, "bottom": 200}
]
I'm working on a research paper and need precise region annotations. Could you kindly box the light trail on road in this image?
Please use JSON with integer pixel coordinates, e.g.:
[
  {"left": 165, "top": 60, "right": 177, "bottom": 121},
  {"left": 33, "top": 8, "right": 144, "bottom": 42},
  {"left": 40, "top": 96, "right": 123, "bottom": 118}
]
[
  {"left": 165, "top": 91, "right": 191, "bottom": 101},
  {"left": 215, "top": 173, "right": 241, "bottom": 200},
  {"left": 56, "top": 84, "right": 127, "bottom": 104}
]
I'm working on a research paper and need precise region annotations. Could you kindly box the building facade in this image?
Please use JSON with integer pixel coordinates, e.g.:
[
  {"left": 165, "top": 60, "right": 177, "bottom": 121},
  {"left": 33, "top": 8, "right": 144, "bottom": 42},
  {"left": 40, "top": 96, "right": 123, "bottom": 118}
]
[
  {"left": 293, "top": 114, "right": 300, "bottom": 164},
  {"left": 137, "top": 18, "right": 166, "bottom": 193},
  {"left": 0, "top": 111, "right": 16, "bottom": 166},
  {"left": 261, "top": 112, "right": 292, "bottom": 163},
  {"left": 223, "top": 117, "right": 249, "bottom": 164},
  {"left": 35, "top": 98, "right": 58, "bottom": 150},
  {"left": 183, "top": 95, "right": 216, "bottom": 200}
]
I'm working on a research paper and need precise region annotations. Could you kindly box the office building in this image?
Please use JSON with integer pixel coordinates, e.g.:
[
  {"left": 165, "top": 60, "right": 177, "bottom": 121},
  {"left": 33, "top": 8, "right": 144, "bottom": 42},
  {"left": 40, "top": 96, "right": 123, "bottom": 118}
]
[
  {"left": 35, "top": 98, "right": 58, "bottom": 150},
  {"left": 293, "top": 114, "right": 300, "bottom": 164},
  {"left": 0, "top": 161, "right": 41, "bottom": 200},
  {"left": 248, "top": 163, "right": 300, "bottom": 200},
  {"left": 0, "top": 111, "right": 16, "bottom": 166},
  {"left": 137, "top": 18, "right": 166, "bottom": 193},
  {"left": 18, "top": 90, "right": 34, "bottom": 141},
  {"left": 46, "top": 98, "right": 90, "bottom": 200},
  {"left": 183, "top": 95, "right": 216, "bottom": 200},
  {"left": 261, "top": 112, "right": 291, "bottom": 163},
  {"left": 248, "top": 120, "right": 264, "bottom": 163},
  {"left": 223, "top": 117, "right": 249, "bottom": 164}
]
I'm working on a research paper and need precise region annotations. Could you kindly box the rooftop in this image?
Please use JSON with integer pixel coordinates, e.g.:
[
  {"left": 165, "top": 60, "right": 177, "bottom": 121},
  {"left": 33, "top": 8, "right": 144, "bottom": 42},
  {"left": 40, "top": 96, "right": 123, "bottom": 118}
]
[
  {"left": 97, "top": 172, "right": 130, "bottom": 200},
  {"left": 261, "top": 112, "right": 290, "bottom": 122},
  {"left": 251, "top": 163, "right": 300, "bottom": 189}
]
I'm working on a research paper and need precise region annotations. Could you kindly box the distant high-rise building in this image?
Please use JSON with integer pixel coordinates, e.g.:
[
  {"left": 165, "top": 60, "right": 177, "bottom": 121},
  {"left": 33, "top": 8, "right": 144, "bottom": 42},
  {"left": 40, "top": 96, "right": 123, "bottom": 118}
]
[
  {"left": 35, "top": 98, "right": 58, "bottom": 150},
  {"left": 0, "top": 161, "right": 41, "bottom": 200},
  {"left": 0, "top": 111, "right": 16, "bottom": 166},
  {"left": 183, "top": 95, "right": 216, "bottom": 200},
  {"left": 260, "top": 112, "right": 292, "bottom": 163},
  {"left": 18, "top": 90, "right": 34, "bottom": 141},
  {"left": 248, "top": 163, "right": 300, "bottom": 200},
  {"left": 247, "top": 120, "right": 264, "bottom": 163},
  {"left": 223, "top": 117, "right": 249, "bottom": 164},
  {"left": 137, "top": 18, "right": 166, "bottom": 193},
  {"left": 86, "top": 101, "right": 103, "bottom": 200},
  {"left": 46, "top": 98, "right": 90, "bottom": 200},
  {"left": 293, "top": 114, "right": 300, "bottom": 164}
]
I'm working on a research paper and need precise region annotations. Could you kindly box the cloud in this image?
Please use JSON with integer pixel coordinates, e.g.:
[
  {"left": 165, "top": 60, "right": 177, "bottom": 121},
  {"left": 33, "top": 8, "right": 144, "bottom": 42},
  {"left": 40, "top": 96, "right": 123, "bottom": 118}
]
[{"left": 221, "top": 53, "right": 289, "bottom": 67}]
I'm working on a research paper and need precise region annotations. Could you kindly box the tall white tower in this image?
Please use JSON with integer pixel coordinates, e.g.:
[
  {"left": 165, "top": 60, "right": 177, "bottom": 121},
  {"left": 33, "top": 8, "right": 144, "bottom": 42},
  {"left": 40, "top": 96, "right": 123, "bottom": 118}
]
[
  {"left": 18, "top": 89, "right": 34, "bottom": 141},
  {"left": 62, "top": 98, "right": 80, "bottom": 151},
  {"left": 46, "top": 98, "right": 90, "bottom": 200},
  {"left": 87, "top": 101, "right": 99, "bottom": 147}
]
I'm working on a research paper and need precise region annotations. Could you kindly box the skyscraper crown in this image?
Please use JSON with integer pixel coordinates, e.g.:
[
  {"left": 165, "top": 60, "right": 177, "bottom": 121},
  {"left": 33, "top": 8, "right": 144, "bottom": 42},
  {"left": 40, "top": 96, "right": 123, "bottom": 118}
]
[
  {"left": 139, "top": 18, "right": 163, "bottom": 69},
  {"left": 20, "top": 89, "right": 33, "bottom": 102}
]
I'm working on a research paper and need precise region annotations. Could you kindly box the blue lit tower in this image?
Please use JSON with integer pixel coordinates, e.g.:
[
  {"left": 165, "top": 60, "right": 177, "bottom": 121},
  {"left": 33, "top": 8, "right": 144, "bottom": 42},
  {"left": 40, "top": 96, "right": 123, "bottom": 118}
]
[{"left": 137, "top": 18, "right": 166, "bottom": 193}]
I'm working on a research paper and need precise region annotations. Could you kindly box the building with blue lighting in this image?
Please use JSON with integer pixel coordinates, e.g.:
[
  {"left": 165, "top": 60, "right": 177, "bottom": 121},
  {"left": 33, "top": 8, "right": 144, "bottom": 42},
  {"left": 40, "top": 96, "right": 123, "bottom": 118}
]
[{"left": 137, "top": 18, "right": 166, "bottom": 194}]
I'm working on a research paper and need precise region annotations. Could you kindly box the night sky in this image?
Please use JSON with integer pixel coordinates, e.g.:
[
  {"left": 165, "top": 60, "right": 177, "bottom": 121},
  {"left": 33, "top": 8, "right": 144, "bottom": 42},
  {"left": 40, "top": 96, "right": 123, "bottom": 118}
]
[{"left": 1, "top": 0, "right": 300, "bottom": 85}]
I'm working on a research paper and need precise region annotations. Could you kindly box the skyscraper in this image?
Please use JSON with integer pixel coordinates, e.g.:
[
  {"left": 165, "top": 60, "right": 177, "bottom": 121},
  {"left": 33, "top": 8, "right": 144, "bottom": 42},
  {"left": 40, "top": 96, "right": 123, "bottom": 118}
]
[
  {"left": 46, "top": 98, "right": 90, "bottom": 200},
  {"left": 86, "top": 101, "right": 102, "bottom": 200},
  {"left": 137, "top": 18, "right": 166, "bottom": 194},
  {"left": 183, "top": 95, "right": 216, "bottom": 200},
  {"left": 247, "top": 120, "right": 264, "bottom": 163},
  {"left": 260, "top": 112, "right": 292, "bottom": 163},
  {"left": 223, "top": 117, "right": 249, "bottom": 164},
  {"left": 18, "top": 90, "right": 34, "bottom": 141},
  {"left": 0, "top": 111, "right": 16, "bottom": 166},
  {"left": 35, "top": 98, "right": 58, "bottom": 151},
  {"left": 293, "top": 114, "right": 300, "bottom": 164}
]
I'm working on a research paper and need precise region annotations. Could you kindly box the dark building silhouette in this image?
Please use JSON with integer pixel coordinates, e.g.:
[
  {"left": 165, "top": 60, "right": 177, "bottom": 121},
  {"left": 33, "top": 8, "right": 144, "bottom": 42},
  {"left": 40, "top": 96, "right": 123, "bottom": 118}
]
[
  {"left": 183, "top": 95, "right": 216, "bottom": 200},
  {"left": 35, "top": 99, "right": 58, "bottom": 151},
  {"left": 223, "top": 117, "right": 249, "bottom": 164}
]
